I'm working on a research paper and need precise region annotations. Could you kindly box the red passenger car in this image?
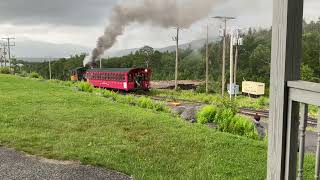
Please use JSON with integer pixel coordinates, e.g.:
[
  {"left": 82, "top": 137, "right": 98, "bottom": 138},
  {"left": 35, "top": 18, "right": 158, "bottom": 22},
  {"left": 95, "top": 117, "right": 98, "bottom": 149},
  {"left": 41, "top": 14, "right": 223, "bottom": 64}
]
[{"left": 85, "top": 68, "right": 151, "bottom": 91}]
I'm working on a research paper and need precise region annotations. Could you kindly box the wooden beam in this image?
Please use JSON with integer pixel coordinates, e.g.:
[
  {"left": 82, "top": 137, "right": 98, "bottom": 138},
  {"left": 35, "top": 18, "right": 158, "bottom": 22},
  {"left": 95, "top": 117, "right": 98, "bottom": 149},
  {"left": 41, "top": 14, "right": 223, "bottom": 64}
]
[
  {"left": 288, "top": 80, "right": 320, "bottom": 93},
  {"left": 267, "top": 0, "right": 304, "bottom": 179}
]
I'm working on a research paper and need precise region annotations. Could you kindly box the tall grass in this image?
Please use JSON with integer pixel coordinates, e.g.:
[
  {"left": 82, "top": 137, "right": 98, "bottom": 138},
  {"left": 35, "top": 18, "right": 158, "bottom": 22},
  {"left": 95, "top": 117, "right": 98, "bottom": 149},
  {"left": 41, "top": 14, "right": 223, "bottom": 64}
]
[
  {"left": 98, "top": 89, "right": 169, "bottom": 113},
  {"left": 197, "top": 105, "right": 259, "bottom": 139},
  {"left": 76, "top": 81, "right": 94, "bottom": 93},
  {"left": 29, "top": 72, "right": 43, "bottom": 79},
  {"left": 0, "top": 67, "right": 10, "bottom": 74}
]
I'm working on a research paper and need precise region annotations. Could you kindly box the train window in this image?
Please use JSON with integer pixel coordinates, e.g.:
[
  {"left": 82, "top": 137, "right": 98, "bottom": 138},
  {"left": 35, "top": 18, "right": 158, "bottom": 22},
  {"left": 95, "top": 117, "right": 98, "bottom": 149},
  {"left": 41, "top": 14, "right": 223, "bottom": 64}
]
[{"left": 128, "top": 74, "right": 132, "bottom": 82}]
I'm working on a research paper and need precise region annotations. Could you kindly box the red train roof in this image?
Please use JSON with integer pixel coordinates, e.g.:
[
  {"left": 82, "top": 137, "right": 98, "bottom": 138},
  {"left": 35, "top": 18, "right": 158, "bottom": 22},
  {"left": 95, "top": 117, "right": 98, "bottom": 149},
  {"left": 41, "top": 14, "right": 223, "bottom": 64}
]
[{"left": 87, "top": 68, "right": 148, "bottom": 73}]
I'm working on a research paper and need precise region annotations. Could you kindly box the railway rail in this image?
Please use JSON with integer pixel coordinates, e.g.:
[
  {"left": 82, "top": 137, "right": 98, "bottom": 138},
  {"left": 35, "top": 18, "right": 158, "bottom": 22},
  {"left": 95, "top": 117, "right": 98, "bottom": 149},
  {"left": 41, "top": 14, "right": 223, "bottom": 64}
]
[
  {"left": 150, "top": 96, "right": 319, "bottom": 126},
  {"left": 133, "top": 92, "right": 318, "bottom": 127},
  {"left": 240, "top": 108, "right": 318, "bottom": 127}
]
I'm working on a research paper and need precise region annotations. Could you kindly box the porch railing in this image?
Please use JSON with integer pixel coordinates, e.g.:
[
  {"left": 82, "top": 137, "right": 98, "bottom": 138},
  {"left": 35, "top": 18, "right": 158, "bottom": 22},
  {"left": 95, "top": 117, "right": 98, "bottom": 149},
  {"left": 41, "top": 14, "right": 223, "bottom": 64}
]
[{"left": 286, "top": 80, "right": 320, "bottom": 179}]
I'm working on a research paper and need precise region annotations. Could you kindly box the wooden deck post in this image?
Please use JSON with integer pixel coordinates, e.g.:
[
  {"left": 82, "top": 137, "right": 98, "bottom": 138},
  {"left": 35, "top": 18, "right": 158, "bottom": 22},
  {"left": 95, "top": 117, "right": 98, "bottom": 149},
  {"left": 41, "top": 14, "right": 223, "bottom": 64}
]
[{"left": 267, "top": 0, "right": 304, "bottom": 179}]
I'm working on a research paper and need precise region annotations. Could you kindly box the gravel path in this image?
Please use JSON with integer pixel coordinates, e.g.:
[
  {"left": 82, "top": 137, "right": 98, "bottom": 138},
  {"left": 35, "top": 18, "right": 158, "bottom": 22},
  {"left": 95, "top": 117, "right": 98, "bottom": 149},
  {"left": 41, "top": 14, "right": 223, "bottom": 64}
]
[
  {"left": 261, "top": 122, "right": 317, "bottom": 153},
  {"left": 0, "top": 147, "right": 132, "bottom": 180}
]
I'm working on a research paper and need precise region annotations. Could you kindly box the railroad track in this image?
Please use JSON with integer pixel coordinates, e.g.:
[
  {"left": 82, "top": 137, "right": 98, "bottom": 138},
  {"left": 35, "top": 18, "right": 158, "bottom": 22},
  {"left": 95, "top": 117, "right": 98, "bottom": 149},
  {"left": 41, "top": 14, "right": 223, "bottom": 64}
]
[
  {"left": 240, "top": 108, "right": 318, "bottom": 126},
  {"left": 130, "top": 92, "right": 319, "bottom": 126}
]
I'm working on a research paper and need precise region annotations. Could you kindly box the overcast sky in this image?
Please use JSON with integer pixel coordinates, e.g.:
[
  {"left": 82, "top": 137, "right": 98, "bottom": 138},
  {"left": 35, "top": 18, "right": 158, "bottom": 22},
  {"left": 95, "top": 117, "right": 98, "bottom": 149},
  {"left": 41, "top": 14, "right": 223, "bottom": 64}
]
[{"left": 0, "top": 0, "right": 319, "bottom": 55}]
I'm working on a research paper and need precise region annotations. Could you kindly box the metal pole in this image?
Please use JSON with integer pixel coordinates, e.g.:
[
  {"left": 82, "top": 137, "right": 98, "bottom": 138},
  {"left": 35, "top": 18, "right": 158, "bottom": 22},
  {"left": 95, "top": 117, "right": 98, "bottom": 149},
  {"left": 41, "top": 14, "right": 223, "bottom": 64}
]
[
  {"left": 3, "top": 45, "right": 7, "bottom": 67},
  {"left": 229, "top": 32, "right": 234, "bottom": 99},
  {"left": 222, "top": 20, "right": 227, "bottom": 96},
  {"left": 175, "top": 27, "right": 179, "bottom": 90},
  {"left": 100, "top": 58, "right": 102, "bottom": 69},
  {"left": 234, "top": 43, "right": 238, "bottom": 97},
  {"left": 206, "top": 24, "right": 209, "bottom": 93},
  {"left": 49, "top": 59, "right": 52, "bottom": 80},
  {"left": 7, "top": 38, "right": 11, "bottom": 69},
  {"left": 213, "top": 16, "right": 235, "bottom": 96}
]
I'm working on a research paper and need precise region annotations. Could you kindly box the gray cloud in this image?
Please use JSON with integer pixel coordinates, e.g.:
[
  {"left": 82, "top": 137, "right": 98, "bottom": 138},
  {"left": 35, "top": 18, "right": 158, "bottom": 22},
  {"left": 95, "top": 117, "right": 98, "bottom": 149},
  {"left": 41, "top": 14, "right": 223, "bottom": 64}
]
[{"left": 0, "top": 0, "right": 117, "bottom": 26}]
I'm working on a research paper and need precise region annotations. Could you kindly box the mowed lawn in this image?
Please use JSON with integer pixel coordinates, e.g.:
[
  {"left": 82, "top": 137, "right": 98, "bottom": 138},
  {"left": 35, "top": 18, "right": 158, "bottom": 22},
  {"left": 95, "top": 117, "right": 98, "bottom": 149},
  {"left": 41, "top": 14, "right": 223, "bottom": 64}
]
[{"left": 0, "top": 75, "right": 314, "bottom": 179}]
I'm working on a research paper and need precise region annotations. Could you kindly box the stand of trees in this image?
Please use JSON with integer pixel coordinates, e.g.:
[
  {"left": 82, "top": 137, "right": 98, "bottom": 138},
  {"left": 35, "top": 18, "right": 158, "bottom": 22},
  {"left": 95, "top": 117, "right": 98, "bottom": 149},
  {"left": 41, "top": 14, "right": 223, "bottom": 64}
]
[{"left": 20, "top": 20, "right": 320, "bottom": 91}]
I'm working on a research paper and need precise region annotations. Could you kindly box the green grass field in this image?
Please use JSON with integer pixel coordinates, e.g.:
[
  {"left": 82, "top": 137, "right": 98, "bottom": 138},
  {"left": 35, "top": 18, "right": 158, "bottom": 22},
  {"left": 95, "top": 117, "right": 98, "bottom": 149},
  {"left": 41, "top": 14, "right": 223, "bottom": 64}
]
[{"left": 0, "top": 75, "right": 315, "bottom": 179}]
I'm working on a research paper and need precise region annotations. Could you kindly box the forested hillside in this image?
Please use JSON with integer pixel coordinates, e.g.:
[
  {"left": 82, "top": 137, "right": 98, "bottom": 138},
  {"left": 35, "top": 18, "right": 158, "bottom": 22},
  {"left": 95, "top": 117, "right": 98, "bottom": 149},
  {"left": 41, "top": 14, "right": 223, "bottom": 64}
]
[{"left": 20, "top": 20, "right": 320, "bottom": 90}]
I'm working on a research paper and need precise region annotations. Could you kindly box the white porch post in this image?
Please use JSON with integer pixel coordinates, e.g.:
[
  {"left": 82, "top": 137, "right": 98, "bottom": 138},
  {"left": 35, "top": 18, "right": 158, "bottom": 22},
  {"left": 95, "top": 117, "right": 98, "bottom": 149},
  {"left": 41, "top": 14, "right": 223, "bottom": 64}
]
[{"left": 267, "top": 0, "right": 304, "bottom": 179}]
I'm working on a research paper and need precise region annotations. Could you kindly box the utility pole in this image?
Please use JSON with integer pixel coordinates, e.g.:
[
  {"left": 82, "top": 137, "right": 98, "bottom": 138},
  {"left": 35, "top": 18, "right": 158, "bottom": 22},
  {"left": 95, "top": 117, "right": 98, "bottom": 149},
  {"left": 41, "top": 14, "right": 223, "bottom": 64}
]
[
  {"left": 173, "top": 27, "right": 180, "bottom": 90},
  {"left": 2, "top": 37, "right": 15, "bottom": 70},
  {"left": 206, "top": 24, "right": 209, "bottom": 93},
  {"left": 49, "top": 59, "right": 52, "bottom": 80},
  {"left": 229, "top": 32, "right": 234, "bottom": 99},
  {"left": 0, "top": 47, "right": 3, "bottom": 67},
  {"left": 0, "top": 43, "right": 7, "bottom": 67},
  {"left": 234, "top": 43, "right": 238, "bottom": 85},
  {"left": 233, "top": 29, "right": 243, "bottom": 98},
  {"left": 213, "top": 16, "right": 235, "bottom": 96}
]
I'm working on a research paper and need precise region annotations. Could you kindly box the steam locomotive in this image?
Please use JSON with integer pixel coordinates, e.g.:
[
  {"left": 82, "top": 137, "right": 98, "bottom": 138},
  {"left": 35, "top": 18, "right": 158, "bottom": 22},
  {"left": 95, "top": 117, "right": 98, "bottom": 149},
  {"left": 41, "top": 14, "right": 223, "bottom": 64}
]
[{"left": 71, "top": 67, "right": 151, "bottom": 91}]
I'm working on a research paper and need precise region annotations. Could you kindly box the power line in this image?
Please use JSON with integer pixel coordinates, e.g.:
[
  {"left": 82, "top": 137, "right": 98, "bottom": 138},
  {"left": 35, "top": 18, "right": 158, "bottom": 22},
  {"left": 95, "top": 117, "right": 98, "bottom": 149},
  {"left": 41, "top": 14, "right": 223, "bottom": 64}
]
[
  {"left": 2, "top": 37, "right": 16, "bottom": 70},
  {"left": 212, "top": 16, "right": 236, "bottom": 96},
  {"left": 172, "top": 27, "right": 180, "bottom": 90},
  {"left": 206, "top": 24, "right": 209, "bottom": 93}
]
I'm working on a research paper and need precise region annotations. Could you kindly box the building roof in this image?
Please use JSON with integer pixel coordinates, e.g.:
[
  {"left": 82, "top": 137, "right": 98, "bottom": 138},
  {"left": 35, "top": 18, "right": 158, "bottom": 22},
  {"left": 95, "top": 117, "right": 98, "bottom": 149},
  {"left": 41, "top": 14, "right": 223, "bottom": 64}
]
[{"left": 86, "top": 68, "right": 139, "bottom": 73}]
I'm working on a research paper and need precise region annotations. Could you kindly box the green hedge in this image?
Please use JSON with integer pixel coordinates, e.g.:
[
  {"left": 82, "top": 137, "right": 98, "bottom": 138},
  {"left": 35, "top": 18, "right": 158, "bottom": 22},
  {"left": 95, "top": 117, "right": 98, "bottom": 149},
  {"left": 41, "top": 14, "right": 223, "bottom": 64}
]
[
  {"left": 197, "top": 105, "right": 259, "bottom": 139},
  {"left": 76, "top": 81, "right": 94, "bottom": 93},
  {"left": 29, "top": 72, "right": 43, "bottom": 79},
  {"left": 97, "top": 89, "right": 169, "bottom": 113},
  {"left": 0, "top": 67, "right": 10, "bottom": 74}
]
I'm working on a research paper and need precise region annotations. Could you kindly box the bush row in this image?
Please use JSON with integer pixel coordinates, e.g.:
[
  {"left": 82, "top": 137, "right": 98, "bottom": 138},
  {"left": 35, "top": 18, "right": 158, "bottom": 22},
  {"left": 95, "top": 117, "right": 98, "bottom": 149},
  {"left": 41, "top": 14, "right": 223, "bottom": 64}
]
[
  {"left": 99, "top": 89, "right": 169, "bottom": 112},
  {"left": 74, "top": 81, "right": 169, "bottom": 113},
  {"left": 197, "top": 105, "right": 259, "bottom": 139},
  {"left": 0, "top": 67, "right": 10, "bottom": 74},
  {"left": 29, "top": 72, "right": 43, "bottom": 79}
]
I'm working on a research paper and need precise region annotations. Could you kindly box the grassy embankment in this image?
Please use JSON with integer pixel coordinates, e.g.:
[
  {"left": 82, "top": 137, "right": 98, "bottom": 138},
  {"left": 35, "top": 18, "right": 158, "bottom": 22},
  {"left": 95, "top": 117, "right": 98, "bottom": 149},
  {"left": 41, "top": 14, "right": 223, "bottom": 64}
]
[{"left": 0, "top": 75, "right": 315, "bottom": 179}]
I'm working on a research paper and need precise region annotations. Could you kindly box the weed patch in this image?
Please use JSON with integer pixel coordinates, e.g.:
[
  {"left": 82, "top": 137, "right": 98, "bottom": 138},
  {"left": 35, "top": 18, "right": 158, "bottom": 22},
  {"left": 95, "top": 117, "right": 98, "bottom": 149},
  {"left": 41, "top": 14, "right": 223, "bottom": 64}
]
[{"left": 197, "top": 105, "right": 259, "bottom": 139}]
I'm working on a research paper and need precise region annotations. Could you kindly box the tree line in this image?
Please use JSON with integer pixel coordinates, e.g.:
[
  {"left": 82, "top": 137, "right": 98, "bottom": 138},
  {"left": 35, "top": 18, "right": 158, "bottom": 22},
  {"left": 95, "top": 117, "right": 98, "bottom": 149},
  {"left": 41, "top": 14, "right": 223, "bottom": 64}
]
[{"left": 19, "top": 20, "right": 320, "bottom": 92}]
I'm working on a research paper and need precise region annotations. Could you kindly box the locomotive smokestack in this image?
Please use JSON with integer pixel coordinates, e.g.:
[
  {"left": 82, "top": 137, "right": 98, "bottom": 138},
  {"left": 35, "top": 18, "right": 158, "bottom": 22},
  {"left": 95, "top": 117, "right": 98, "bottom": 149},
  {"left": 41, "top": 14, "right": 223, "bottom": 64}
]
[{"left": 84, "top": 0, "right": 223, "bottom": 66}]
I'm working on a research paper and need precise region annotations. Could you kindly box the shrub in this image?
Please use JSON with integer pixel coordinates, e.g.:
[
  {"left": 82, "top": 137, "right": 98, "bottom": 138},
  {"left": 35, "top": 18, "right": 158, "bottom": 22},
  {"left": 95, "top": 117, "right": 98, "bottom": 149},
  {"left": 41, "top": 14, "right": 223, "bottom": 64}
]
[
  {"left": 197, "top": 106, "right": 218, "bottom": 124},
  {"left": 215, "top": 108, "right": 235, "bottom": 125},
  {"left": 0, "top": 67, "right": 11, "bottom": 74},
  {"left": 137, "top": 97, "right": 154, "bottom": 109},
  {"left": 153, "top": 101, "right": 168, "bottom": 112},
  {"left": 76, "top": 81, "right": 94, "bottom": 93},
  {"left": 63, "top": 81, "right": 74, "bottom": 87},
  {"left": 48, "top": 79, "right": 61, "bottom": 84},
  {"left": 17, "top": 71, "right": 29, "bottom": 77},
  {"left": 196, "top": 83, "right": 215, "bottom": 93},
  {"left": 29, "top": 72, "right": 43, "bottom": 79},
  {"left": 101, "top": 90, "right": 118, "bottom": 100},
  {"left": 229, "top": 116, "right": 258, "bottom": 138},
  {"left": 198, "top": 106, "right": 259, "bottom": 139},
  {"left": 257, "top": 96, "right": 268, "bottom": 108},
  {"left": 218, "top": 97, "right": 239, "bottom": 114}
]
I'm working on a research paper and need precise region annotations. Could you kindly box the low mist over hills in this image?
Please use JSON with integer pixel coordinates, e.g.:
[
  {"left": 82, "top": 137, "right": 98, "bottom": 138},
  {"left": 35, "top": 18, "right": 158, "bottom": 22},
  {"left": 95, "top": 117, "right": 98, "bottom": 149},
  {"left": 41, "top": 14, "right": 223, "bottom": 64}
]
[
  {"left": 16, "top": 40, "right": 91, "bottom": 62},
  {"left": 16, "top": 38, "right": 219, "bottom": 62}
]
